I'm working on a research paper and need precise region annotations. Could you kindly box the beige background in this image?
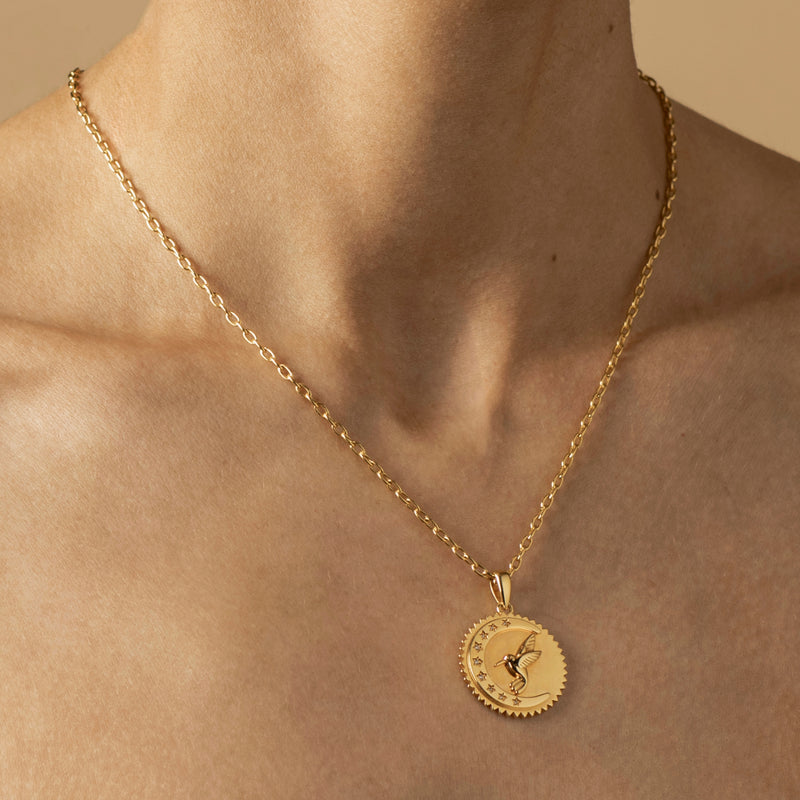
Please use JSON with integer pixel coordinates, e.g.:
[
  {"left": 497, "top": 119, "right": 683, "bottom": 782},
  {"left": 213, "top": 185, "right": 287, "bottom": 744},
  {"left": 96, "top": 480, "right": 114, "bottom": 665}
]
[{"left": 1, "top": 0, "right": 799, "bottom": 161}]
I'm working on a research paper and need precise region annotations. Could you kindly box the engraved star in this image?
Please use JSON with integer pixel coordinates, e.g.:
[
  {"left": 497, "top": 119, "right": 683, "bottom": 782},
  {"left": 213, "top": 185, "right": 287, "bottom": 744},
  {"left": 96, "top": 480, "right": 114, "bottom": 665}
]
[
  {"left": 486, "top": 684, "right": 495, "bottom": 693},
  {"left": 480, "top": 630, "right": 489, "bottom": 640},
  {"left": 502, "top": 618, "right": 511, "bottom": 627},
  {"left": 473, "top": 657, "right": 483, "bottom": 666},
  {"left": 489, "top": 623, "right": 498, "bottom": 631},
  {"left": 473, "top": 643, "right": 482, "bottom": 652},
  {"left": 512, "top": 697, "right": 521, "bottom": 706},
  {"left": 478, "top": 671, "right": 487, "bottom": 680},
  {"left": 498, "top": 692, "right": 507, "bottom": 701}
]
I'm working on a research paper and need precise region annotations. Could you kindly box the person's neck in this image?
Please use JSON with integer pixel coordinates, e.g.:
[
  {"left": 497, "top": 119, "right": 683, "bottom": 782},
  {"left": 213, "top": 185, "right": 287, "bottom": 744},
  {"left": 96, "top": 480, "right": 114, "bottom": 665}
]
[{"left": 86, "top": 0, "right": 669, "bottom": 438}]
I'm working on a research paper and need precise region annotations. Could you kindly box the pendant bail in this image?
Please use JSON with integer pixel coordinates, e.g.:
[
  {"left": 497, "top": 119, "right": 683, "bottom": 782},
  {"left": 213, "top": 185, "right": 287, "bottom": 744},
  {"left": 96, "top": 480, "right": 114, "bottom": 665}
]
[{"left": 490, "top": 571, "right": 513, "bottom": 613}]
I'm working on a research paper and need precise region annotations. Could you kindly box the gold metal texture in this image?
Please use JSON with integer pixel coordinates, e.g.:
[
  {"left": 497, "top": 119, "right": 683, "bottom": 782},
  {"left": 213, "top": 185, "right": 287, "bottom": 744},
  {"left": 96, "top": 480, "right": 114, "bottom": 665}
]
[
  {"left": 490, "top": 571, "right": 513, "bottom": 612},
  {"left": 66, "top": 68, "right": 676, "bottom": 584},
  {"left": 460, "top": 613, "right": 566, "bottom": 717}
]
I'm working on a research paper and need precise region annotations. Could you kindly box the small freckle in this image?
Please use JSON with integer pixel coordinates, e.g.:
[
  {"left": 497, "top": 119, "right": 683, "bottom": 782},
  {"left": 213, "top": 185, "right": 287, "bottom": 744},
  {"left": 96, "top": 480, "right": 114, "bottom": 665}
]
[
  {"left": 655, "top": 189, "right": 660, "bottom": 199},
  {"left": 608, "top": 23, "right": 614, "bottom": 33},
  {"left": 551, "top": 253, "right": 557, "bottom": 262}
]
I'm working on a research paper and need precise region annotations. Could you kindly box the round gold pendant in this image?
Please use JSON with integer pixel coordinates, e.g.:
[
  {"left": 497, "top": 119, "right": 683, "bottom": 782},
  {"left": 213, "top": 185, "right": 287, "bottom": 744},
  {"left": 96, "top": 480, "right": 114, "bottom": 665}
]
[{"left": 460, "top": 613, "right": 566, "bottom": 717}]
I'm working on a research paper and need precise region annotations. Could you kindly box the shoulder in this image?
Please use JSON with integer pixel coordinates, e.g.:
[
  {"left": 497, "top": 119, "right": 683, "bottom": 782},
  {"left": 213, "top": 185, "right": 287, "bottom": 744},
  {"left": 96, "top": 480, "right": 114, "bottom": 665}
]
[
  {"left": 645, "top": 98, "right": 800, "bottom": 376},
  {"left": 0, "top": 84, "right": 119, "bottom": 336},
  {"left": 670, "top": 97, "right": 799, "bottom": 296},
  {"left": 670, "top": 98, "right": 798, "bottom": 283},
  {"left": 0, "top": 84, "right": 202, "bottom": 487},
  {"left": 610, "top": 95, "right": 800, "bottom": 505}
]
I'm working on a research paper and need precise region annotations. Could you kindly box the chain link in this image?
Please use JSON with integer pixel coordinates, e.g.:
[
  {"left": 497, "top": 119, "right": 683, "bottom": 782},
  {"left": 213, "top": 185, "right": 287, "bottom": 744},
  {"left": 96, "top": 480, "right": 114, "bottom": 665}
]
[{"left": 67, "top": 67, "right": 676, "bottom": 583}]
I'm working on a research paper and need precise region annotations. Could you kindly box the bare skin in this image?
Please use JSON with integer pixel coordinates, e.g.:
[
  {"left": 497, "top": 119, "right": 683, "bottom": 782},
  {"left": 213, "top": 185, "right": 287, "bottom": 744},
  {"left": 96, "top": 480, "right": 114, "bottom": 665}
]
[{"left": 1, "top": 1, "right": 799, "bottom": 797}]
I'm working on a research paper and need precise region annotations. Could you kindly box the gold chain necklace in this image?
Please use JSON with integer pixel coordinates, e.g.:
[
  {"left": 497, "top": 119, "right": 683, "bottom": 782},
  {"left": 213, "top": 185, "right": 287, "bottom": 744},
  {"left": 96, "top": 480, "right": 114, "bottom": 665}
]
[{"left": 67, "top": 66, "right": 677, "bottom": 717}]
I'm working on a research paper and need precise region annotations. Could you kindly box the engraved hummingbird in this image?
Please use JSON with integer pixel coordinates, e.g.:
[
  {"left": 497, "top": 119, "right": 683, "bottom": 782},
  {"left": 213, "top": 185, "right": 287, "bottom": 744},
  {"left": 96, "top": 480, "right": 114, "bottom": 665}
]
[{"left": 494, "top": 629, "right": 542, "bottom": 695}]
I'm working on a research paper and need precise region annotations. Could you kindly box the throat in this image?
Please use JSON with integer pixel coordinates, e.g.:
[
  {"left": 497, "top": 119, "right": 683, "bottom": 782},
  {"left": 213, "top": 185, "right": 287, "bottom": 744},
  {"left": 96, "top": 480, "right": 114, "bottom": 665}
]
[
  {"left": 73, "top": 0, "right": 670, "bottom": 456},
  {"left": 82, "top": 0, "right": 660, "bottom": 322}
]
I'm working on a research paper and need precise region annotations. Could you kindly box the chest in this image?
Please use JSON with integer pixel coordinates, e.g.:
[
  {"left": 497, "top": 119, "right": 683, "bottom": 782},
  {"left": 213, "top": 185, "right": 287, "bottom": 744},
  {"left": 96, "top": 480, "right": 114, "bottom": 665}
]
[{"left": 1, "top": 339, "right": 797, "bottom": 798}]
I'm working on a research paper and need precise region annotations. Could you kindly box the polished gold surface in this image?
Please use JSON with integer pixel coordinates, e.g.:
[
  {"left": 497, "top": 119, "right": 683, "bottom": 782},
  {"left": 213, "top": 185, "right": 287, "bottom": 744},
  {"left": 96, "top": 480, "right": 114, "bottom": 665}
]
[
  {"left": 490, "top": 571, "right": 513, "bottom": 613},
  {"left": 66, "top": 68, "right": 676, "bottom": 585},
  {"left": 460, "top": 613, "right": 566, "bottom": 717}
]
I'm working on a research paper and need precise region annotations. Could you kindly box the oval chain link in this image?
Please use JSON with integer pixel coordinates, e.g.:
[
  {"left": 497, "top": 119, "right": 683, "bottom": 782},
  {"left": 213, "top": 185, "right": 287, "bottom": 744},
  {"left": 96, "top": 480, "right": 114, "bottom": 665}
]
[{"left": 67, "top": 67, "right": 676, "bottom": 583}]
